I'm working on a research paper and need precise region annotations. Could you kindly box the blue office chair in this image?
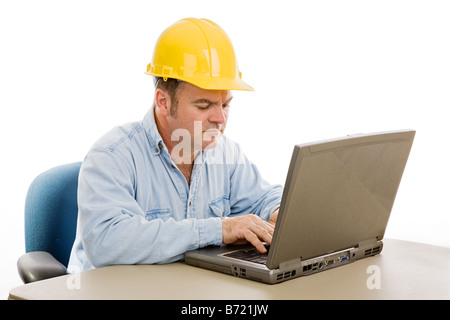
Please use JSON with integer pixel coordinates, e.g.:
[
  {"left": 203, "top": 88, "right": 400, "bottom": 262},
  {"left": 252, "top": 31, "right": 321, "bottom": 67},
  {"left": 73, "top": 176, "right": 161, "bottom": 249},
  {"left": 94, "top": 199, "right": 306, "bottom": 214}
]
[{"left": 17, "top": 162, "right": 82, "bottom": 283}]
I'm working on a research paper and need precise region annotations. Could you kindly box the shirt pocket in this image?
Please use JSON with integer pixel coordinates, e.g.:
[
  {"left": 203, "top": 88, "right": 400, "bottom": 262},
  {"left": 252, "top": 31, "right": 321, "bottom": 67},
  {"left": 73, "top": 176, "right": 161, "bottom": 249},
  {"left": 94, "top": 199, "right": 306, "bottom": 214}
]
[
  {"left": 145, "top": 208, "right": 172, "bottom": 221},
  {"left": 208, "top": 196, "right": 231, "bottom": 218}
]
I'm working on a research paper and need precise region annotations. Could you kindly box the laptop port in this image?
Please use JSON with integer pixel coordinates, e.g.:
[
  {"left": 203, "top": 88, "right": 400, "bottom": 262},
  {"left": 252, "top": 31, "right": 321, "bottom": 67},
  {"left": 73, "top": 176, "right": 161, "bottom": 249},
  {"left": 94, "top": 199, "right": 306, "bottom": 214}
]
[{"left": 303, "top": 264, "right": 313, "bottom": 272}]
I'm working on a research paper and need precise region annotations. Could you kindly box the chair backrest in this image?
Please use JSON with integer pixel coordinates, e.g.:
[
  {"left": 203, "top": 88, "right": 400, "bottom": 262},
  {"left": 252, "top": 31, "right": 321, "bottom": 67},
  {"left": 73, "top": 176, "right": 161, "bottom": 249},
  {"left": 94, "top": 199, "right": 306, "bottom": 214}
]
[{"left": 24, "top": 162, "right": 82, "bottom": 267}]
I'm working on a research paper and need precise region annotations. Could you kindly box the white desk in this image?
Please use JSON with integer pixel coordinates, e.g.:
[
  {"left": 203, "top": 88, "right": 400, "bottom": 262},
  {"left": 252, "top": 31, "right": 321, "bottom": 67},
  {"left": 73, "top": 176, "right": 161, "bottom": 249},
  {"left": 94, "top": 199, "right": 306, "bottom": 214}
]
[{"left": 8, "top": 239, "right": 450, "bottom": 300}]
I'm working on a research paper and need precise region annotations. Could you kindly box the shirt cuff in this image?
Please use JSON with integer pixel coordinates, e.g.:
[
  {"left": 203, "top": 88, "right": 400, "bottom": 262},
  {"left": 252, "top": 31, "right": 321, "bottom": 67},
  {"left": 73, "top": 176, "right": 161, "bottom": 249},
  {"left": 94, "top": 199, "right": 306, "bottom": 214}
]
[{"left": 197, "top": 217, "right": 223, "bottom": 247}]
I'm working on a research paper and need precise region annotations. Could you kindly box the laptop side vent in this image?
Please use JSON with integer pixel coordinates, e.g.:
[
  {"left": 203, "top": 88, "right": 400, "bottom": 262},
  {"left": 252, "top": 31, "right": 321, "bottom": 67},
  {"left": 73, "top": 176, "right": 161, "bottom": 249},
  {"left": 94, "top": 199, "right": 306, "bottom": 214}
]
[
  {"left": 364, "top": 246, "right": 381, "bottom": 256},
  {"left": 276, "top": 269, "right": 297, "bottom": 281}
]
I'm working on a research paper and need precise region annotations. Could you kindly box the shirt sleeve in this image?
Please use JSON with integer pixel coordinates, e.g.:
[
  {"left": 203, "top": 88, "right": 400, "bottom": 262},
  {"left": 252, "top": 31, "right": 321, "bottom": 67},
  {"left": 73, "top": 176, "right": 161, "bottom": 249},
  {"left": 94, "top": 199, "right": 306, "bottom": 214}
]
[
  {"left": 77, "top": 149, "right": 222, "bottom": 268},
  {"left": 228, "top": 142, "right": 283, "bottom": 221}
]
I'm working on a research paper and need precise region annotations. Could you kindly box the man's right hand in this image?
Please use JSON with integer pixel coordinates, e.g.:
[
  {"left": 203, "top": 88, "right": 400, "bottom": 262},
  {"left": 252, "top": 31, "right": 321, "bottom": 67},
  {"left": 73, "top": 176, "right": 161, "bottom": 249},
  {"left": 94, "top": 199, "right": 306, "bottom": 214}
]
[{"left": 221, "top": 214, "right": 274, "bottom": 253}]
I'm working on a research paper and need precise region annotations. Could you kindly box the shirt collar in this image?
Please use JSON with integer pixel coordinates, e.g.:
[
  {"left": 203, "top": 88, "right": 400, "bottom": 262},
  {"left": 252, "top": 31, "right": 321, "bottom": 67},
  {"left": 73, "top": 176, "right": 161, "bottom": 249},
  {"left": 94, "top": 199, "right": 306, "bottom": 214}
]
[{"left": 142, "top": 106, "right": 165, "bottom": 155}]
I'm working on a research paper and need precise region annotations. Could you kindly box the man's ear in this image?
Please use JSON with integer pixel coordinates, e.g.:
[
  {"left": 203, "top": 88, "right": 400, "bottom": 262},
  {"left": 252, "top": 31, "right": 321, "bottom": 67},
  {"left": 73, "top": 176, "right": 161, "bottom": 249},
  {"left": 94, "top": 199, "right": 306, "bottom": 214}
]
[{"left": 154, "top": 88, "right": 171, "bottom": 116}]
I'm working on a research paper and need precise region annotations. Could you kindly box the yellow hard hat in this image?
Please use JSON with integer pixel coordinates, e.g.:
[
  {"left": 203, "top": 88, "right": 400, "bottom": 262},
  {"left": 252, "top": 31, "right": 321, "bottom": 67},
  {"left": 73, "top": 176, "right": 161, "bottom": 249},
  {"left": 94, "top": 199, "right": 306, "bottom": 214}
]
[{"left": 145, "top": 18, "right": 254, "bottom": 91}]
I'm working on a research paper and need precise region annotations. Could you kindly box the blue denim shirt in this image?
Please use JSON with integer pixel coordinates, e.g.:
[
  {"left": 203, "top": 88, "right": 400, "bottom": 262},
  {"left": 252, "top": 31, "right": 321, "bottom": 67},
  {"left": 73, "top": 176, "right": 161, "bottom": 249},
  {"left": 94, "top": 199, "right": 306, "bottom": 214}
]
[{"left": 68, "top": 107, "right": 282, "bottom": 271}]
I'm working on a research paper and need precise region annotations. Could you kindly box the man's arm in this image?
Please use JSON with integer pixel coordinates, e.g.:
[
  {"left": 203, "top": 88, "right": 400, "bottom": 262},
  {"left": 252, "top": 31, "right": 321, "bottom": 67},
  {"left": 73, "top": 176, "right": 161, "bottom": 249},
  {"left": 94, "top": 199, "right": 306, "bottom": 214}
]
[{"left": 76, "top": 150, "right": 222, "bottom": 268}]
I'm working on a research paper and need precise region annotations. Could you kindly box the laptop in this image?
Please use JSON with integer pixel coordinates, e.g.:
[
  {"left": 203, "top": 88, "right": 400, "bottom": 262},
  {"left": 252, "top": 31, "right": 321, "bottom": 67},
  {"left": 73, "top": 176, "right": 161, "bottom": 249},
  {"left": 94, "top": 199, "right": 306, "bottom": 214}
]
[{"left": 184, "top": 130, "right": 415, "bottom": 284}]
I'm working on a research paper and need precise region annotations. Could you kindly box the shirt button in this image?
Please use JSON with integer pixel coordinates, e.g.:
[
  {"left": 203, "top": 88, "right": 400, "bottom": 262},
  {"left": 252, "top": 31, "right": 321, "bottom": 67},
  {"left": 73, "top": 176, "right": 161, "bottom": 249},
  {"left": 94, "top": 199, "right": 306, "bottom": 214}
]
[
  {"left": 222, "top": 212, "right": 225, "bottom": 217},
  {"left": 189, "top": 201, "right": 192, "bottom": 206}
]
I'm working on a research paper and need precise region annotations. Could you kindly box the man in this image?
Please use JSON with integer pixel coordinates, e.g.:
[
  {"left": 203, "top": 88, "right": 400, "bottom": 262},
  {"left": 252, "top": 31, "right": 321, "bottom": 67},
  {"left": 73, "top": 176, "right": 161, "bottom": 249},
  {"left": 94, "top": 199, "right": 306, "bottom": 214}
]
[{"left": 68, "top": 18, "right": 282, "bottom": 272}]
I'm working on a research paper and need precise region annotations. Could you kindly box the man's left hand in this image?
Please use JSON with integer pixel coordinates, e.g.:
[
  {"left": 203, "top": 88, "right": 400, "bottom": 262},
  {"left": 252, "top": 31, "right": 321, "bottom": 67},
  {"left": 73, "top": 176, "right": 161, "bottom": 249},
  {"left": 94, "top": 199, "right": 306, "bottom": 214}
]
[{"left": 269, "top": 208, "right": 279, "bottom": 226}]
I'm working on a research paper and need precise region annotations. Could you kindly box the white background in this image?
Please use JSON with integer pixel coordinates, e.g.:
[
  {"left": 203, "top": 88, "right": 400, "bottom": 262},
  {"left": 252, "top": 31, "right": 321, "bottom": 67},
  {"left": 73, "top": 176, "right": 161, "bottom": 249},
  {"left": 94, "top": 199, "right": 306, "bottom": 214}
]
[{"left": 1, "top": 0, "right": 449, "bottom": 298}]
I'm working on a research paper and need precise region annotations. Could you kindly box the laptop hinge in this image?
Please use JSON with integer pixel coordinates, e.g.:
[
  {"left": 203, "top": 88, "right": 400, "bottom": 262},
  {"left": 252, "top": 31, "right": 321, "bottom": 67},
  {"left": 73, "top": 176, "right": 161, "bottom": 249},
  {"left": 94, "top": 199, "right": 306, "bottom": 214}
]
[
  {"left": 279, "top": 257, "right": 302, "bottom": 271},
  {"left": 358, "top": 237, "right": 380, "bottom": 249}
]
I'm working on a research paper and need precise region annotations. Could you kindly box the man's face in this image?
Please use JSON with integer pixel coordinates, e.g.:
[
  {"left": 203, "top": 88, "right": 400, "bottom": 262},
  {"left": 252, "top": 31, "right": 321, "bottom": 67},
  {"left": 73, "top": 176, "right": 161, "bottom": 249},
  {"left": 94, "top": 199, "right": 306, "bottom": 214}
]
[{"left": 167, "top": 82, "right": 232, "bottom": 153}]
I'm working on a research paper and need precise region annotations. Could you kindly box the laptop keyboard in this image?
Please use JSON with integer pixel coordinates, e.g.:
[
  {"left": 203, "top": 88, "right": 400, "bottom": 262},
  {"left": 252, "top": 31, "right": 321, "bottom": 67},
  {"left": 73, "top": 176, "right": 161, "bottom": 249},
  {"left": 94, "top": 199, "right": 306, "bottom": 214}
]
[{"left": 223, "top": 244, "right": 270, "bottom": 265}]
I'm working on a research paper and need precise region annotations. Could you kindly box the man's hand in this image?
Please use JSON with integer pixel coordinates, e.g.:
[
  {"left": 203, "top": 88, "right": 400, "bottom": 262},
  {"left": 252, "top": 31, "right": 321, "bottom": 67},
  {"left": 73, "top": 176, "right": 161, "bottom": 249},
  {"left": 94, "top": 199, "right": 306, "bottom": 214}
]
[
  {"left": 222, "top": 214, "right": 275, "bottom": 253},
  {"left": 269, "top": 208, "right": 279, "bottom": 226}
]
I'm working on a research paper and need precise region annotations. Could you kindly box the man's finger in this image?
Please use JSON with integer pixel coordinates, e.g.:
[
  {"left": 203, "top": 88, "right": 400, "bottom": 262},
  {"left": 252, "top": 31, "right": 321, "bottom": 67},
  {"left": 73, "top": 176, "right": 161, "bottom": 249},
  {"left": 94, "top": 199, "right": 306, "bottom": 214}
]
[
  {"left": 243, "top": 230, "right": 267, "bottom": 253},
  {"left": 250, "top": 224, "right": 273, "bottom": 244},
  {"left": 246, "top": 221, "right": 273, "bottom": 253}
]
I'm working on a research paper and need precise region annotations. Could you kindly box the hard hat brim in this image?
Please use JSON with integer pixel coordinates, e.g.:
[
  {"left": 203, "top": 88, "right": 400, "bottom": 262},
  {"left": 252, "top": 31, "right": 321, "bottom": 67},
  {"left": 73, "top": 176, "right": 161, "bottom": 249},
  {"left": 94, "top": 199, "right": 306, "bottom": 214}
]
[{"left": 145, "top": 71, "right": 254, "bottom": 91}]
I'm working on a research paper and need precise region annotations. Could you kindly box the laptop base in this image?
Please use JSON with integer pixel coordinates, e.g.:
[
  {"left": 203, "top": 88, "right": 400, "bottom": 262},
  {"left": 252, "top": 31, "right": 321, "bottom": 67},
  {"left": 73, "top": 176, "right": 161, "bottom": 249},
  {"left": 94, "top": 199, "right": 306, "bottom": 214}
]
[{"left": 185, "top": 240, "right": 383, "bottom": 284}]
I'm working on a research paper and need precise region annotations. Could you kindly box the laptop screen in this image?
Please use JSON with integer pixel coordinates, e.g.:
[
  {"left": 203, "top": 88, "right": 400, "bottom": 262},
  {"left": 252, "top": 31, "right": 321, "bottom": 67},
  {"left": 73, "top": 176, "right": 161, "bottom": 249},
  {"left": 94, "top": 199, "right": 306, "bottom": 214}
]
[{"left": 267, "top": 130, "right": 415, "bottom": 269}]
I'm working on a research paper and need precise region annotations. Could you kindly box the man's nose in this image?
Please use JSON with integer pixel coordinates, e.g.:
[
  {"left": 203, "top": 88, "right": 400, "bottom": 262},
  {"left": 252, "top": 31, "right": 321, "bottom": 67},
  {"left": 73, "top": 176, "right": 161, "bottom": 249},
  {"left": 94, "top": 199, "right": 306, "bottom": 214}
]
[{"left": 209, "top": 105, "right": 226, "bottom": 124}]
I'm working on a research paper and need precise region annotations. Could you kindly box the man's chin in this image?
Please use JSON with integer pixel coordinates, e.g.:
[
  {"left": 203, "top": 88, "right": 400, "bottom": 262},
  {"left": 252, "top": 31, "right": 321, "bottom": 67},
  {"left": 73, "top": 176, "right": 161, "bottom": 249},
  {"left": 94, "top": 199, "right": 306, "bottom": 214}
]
[{"left": 202, "top": 134, "right": 222, "bottom": 151}]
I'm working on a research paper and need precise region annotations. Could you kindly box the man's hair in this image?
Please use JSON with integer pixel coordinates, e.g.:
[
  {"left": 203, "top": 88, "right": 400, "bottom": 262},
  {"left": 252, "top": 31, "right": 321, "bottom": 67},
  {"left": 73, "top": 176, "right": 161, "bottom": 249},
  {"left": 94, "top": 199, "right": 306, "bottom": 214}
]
[{"left": 154, "top": 77, "right": 184, "bottom": 117}]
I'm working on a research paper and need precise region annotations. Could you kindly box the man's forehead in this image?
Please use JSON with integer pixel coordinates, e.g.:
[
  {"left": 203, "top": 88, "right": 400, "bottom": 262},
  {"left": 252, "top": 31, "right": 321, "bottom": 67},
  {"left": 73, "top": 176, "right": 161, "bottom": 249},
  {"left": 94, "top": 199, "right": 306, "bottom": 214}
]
[
  {"left": 180, "top": 82, "right": 233, "bottom": 102},
  {"left": 191, "top": 96, "right": 233, "bottom": 105}
]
